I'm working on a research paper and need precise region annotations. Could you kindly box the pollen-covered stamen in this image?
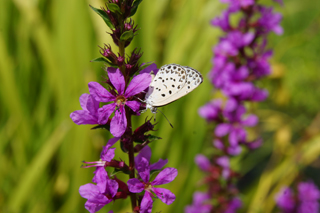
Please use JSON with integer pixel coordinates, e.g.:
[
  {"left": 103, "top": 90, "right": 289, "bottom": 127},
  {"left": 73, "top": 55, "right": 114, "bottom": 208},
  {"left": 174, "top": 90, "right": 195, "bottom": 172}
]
[
  {"left": 144, "top": 183, "right": 153, "bottom": 192},
  {"left": 116, "top": 95, "right": 127, "bottom": 106}
]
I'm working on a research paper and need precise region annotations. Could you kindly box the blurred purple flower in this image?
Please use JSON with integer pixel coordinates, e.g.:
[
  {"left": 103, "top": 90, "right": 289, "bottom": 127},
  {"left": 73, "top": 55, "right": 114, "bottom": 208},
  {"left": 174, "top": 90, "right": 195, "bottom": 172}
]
[
  {"left": 275, "top": 187, "right": 296, "bottom": 212},
  {"left": 225, "top": 197, "right": 242, "bottom": 213},
  {"left": 89, "top": 67, "right": 151, "bottom": 137},
  {"left": 258, "top": 7, "right": 283, "bottom": 35},
  {"left": 297, "top": 182, "right": 320, "bottom": 213},
  {"left": 198, "top": 99, "right": 222, "bottom": 121},
  {"left": 70, "top": 93, "right": 100, "bottom": 125},
  {"left": 79, "top": 167, "right": 118, "bottom": 213},
  {"left": 195, "top": 154, "right": 211, "bottom": 171},
  {"left": 215, "top": 104, "right": 258, "bottom": 146},
  {"left": 127, "top": 152, "right": 177, "bottom": 212},
  {"left": 216, "top": 156, "right": 230, "bottom": 179},
  {"left": 185, "top": 192, "right": 213, "bottom": 213}
]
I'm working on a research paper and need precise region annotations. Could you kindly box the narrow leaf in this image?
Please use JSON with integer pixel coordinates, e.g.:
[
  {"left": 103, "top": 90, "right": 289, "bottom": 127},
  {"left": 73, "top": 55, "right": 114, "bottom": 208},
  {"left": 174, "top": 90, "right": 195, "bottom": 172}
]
[
  {"left": 89, "top": 5, "right": 114, "bottom": 29},
  {"left": 107, "top": 3, "right": 122, "bottom": 14},
  {"left": 120, "top": 30, "right": 134, "bottom": 41},
  {"left": 130, "top": 0, "right": 143, "bottom": 17},
  {"left": 90, "top": 57, "right": 117, "bottom": 67}
]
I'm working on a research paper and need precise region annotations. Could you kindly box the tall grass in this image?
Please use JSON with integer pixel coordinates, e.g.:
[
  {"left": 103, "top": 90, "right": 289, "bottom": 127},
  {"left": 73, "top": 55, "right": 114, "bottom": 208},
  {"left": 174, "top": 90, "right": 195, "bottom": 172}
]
[{"left": 1, "top": 0, "right": 320, "bottom": 212}]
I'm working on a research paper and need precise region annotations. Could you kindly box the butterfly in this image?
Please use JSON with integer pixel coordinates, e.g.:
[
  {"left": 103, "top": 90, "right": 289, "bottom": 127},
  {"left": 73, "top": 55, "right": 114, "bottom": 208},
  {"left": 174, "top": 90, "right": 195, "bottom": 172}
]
[{"left": 144, "top": 64, "right": 203, "bottom": 114}]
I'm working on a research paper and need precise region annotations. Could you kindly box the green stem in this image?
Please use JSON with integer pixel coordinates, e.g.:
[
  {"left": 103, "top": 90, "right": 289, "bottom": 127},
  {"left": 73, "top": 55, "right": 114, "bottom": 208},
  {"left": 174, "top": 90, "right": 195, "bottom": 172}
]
[{"left": 126, "top": 108, "right": 137, "bottom": 211}]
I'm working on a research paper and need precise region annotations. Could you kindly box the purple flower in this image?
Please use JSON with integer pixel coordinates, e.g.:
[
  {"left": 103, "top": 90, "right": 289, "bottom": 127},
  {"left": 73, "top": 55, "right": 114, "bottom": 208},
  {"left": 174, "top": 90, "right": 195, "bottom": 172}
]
[
  {"left": 198, "top": 99, "right": 222, "bottom": 121},
  {"left": 298, "top": 181, "right": 320, "bottom": 201},
  {"left": 297, "top": 182, "right": 320, "bottom": 213},
  {"left": 135, "top": 145, "right": 168, "bottom": 171},
  {"left": 211, "top": 10, "right": 232, "bottom": 32},
  {"left": 216, "top": 156, "right": 230, "bottom": 179},
  {"left": 127, "top": 150, "right": 177, "bottom": 212},
  {"left": 258, "top": 6, "right": 283, "bottom": 35},
  {"left": 89, "top": 67, "right": 151, "bottom": 137},
  {"left": 185, "top": 192, "right": 213, "bottom": 213},
  {"left": 70, "top": 93, "right": 100, "bottom": 125},
  {"left": 79, "top": 167, "right": 119, "bottom": 213},
  {"left": 215, "top": 104, "right": 258, "bottom": 146},
  {"left": 224, "top": 197, "right": 242, "bottom": 213},
  {"left": 275, "top": 187, "right": 296, "bottom": 212},
  {"left": 195, "top": 154, "right": 211, "bottom": 171},
  {"left": 82, "top": 137, "right": 120, "bottom": 168}
]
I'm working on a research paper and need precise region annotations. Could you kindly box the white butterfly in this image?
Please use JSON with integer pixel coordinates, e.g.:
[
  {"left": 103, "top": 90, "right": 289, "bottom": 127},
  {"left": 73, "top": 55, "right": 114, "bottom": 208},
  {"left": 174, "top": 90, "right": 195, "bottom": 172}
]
[{"left": 145, "top": 64, "right": 203, "bottom": 113}]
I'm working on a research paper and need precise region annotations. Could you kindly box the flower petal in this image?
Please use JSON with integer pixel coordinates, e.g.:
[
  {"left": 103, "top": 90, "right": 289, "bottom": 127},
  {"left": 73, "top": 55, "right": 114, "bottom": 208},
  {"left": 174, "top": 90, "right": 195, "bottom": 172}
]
[
  {"left": 92, "top": 167, "right": 108, "bottom": 192},
  {"left": 98, "top": 103, "right": 116, "bottom": 125},
  {"left": 86, "top": 94, "right": 100, "bottom": 116},
  {"left": 152, "top": 187, "right": 176, "bottom": 205},
  {"left": 215, "top": 123, "right": 231, "bottom": 137},
  {"left": 79, "top": 183, "right": 109, "bottom": 204},
  {"left": 80, "top": 93, "right": 89, "bottom": 110},
  {"left": 70, "top": 110, "right": 98, "bottom": 125},
  {"left": 140, "top": 191, "right": 153, "bottom": 213},
  {"left": 135, "top": 145, "right": 151, "bottom": 167},
  {"left": 84, "top": 200, "right": 106, "bottom": 213},
  {"left": 127, "top": 178, "right": 144, "bottom": 193},
  {"left": 150, "top": 159, "right": 168, "bottom": 171},
  {"left": 88, "top": 82, "right": 115, "bottom": 102},
  {"left": 151, "top": 167, "right": 177, "bottom": 186},
  {"left": 136, "top": 157, "right": 150, "bottom": 183},
  {"left": 195, "top": 154, "right": 210, "bottom": 171},
  {"left": 126, "top": 100, "right": 141, "bottom": 112},
  {"left": 100, "top": 145, "right": 115, "bottom": 162},
  {"left": 110, "top": 106, "right": 127, "bottom": 137},
  {"left": 105, "top": 179, "right": 119, "bottom": 198},
  {"left": 140, "top": 63, "right": 158, "bottom": 75},
  {"left": 124, "top": 73, "right": 152, "bottom": 97},
  {"left": 107, "top": 137, "right": 120, "bottom": 147},
  {"left": 107, "top": 67, "right": 125, "bottom": 94},
  {"left": 242, "top": 114, "right": 258, "bottom": 127}
]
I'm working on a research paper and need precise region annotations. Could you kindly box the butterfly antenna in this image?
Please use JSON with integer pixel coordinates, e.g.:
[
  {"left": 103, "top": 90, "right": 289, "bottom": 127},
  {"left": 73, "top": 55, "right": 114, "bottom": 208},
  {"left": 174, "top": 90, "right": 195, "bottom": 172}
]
[{"left": 157, "top": 108, "right": 174, "bottom": 128}]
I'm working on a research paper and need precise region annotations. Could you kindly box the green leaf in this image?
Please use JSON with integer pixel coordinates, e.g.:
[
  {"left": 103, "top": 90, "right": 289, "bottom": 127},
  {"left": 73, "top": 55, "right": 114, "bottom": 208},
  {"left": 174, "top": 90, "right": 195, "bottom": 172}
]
[
  {"left": 89, "top": 5, "right": 114, "bottom": 29},
  {"left": 110, "top": 168, "right": 130, "bottom": 176},
  {"left": 107, "top": 3, "right": 122, "bottom": 14},
  {"left": 134, "top": 134, "right": 162, "bottom": 143},
  {"left": 90, "top": 57, "right": 117, "bottom": 67},
  {"left": 91, "top": 124, "right": 110, "bottom": 130},
  {"left": 138, "top": 62, "right": 153, "bottom": 72},
  {"left": 147, "top": 135, "right": 162, "bottom": 142},
  {"left": 130, "top": 0, "right": 143, "bottom": 17},
  {"left": 120, "top": 30, "right": 134, "bottom": 41}
]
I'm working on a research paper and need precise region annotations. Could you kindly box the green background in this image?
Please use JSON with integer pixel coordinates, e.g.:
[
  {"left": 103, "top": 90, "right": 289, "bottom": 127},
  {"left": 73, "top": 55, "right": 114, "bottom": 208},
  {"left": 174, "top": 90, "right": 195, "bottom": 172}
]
[{"left": 1, "top": 0, "right": 320, "bottom": 212}]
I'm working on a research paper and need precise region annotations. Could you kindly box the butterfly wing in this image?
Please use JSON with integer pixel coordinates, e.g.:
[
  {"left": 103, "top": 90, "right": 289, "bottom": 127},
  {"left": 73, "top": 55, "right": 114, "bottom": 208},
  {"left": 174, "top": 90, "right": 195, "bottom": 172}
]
[{"left": 145, "top": 64, "right": 203, "bottom": 107}]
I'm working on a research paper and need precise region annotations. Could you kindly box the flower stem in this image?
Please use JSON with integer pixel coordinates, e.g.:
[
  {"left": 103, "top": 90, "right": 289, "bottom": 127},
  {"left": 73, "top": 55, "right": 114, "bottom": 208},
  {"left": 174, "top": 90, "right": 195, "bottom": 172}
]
[{"left": 126, "top": 108, "right": 137, "bottom": 211}]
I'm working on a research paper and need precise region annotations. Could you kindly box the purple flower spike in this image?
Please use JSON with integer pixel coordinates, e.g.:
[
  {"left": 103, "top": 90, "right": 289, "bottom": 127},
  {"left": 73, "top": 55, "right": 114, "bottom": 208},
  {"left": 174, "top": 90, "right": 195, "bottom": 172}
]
[
  {"left": 79, "top": 167, "right": 119, "bottom": 213},
  {"left": 185, "top": 192, "right": 213, "bottom": 213},
  {"left": 128, "top": 152, "right": 177, "bottom": 211},
  {"left": 89, "top": 67, "right": 151, "bottom": 137},
  {"left": 70, "top": 94, "right": 100, "bottom": 125}
]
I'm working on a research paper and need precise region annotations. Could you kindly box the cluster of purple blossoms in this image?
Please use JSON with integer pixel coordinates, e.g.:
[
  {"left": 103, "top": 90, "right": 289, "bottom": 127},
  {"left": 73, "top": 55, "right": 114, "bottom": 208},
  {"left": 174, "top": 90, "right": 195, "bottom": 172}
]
[
  {"left": 275, "top": 181, "right": 320, "bottom": 213},
  {"left": 186, "top": 0, "right": 283, "bottom": 212},
  {"left": 70, "top": 1, "right": 178, "bottom": 212}
]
